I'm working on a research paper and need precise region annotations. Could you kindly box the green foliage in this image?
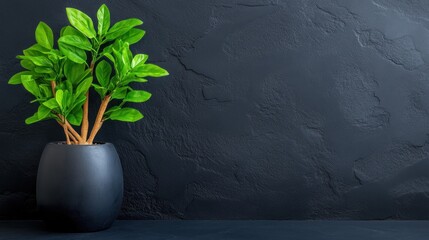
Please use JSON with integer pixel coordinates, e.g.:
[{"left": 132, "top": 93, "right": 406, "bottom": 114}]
[
  {"left": 108, "top": 107, "right": 143, "bottom": 122},
  {"left": 8, "top": 4, "right": 168, "bottom": 128},
  {"left": 35, "top": 22, "right": 54, "bottom": 49}
]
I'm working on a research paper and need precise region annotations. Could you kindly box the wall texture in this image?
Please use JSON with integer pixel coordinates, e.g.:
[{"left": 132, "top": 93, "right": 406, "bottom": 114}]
[{"left": 1, "top": 0, "right": 429, "bottom": 220}]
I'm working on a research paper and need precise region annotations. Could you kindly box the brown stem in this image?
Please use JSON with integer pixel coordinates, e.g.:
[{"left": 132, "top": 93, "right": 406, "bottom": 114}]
[
  {"left": 68, "top": 131, "right": 78, "bottom": 144},
  {"left": 56, "top": 116, "right": 83, "bottom": 143},
  {"left": 50, "top": 80, "right": 56, "bottom": 97},
  {"left": 63, "top": 123, "right": 71, "bottom": 145},
  {"left": 80, "top": 92, "right": 89, "bottom": 142},
  {"left": 80, "top": 62, "right": 95, "bottom": 143},
  {"left": 65, "top": 121, "right": 84, "bottom": 142},
  {"left": 51, "top": 80, "right": 84, "bottom": 144},
  {"left": 87, "top": 95, "right": 110, "bottom": 144}
]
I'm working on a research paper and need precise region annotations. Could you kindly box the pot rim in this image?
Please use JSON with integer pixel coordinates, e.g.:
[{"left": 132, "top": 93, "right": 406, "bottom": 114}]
[{"left": 47, "top": 141, "right": 112, "bottom": 147}]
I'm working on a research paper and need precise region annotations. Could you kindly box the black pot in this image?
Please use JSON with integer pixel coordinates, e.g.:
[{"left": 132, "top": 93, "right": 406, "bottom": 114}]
[{"left": 36, "top": 142, "right": 123, "bottom": 232}]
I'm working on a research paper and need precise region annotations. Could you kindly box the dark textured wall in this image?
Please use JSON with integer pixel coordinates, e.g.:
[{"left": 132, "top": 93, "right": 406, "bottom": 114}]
[{"left": 1, "top": 0, "right": 429, "bottom": 220}]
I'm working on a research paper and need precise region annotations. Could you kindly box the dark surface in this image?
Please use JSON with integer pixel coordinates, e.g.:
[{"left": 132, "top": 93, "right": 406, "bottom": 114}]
[
  {"left": 1, "top": 220, "right": 429, "bottom": 240},
  {"left": 37, "top": 143, "right": 123, "bottom": 232},
  {"left": 2, "top": 0, "right": 429, "bottom": 220}
]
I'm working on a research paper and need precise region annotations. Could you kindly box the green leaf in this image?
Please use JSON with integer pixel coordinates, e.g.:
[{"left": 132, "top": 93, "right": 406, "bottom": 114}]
[
  {"left": 59, "top": 42, "right": 87, "bottom": 64},
  {"left": 64, "top": 60, "right": 86, "bottom": 84},
  {"left": 109, "top": 107, "right": 143, "bottom": 122},
  {"left": 56, "top": 89, "right": 64, "bottom": 109},
  {"left": 25, "top": 112, "right": 42, "bottom": 124},
  {"left": 71, "top": 94, "right": 86, "bottom": 110},
  {"left": 105, "top": 18, "right": 143, "bottom": 40},
  {"left": 8, "top": 71, "right": 31, "bottom": 85},
  {"left": 92, "top": 83, "right": 107, "bottom": 98},
  {"left": 131, "top": 54, "right": 148, "bottom": 68},
  {"left": 119, "top": 28, "right": 145, "bottom": 45},
  {"left": 122, "top": 78, "right": 148, "bottom": 85},
  {"left": 21, "top": 75, "right": 40, "bottom": 97},
  {"left": 111, "top": 86, "right": 128, "bottom": 100},
  {"left": 34, "top": 67, "right": 53, "bottom": 74},
  {"left": 37, "top": 104, "right": 51, "bottom": 119},
  {"left": 35, "top": 21, "right": 54, "bottom": 49},
  {"left": 112, "top": 42, "right": 131, "bottom": 78},
  {"left": 75, "top": 77, "right": 92, "bottom": 96},
  {"left": 132, "top": 64, "right": 169, "bottom": 77},
  {"left": 43, "top": 98, "right": 59, "bottom": 110},
  {"left": 39, "top": 84, "right": 53, "bottom": 98},
  {"left": 63, "top": 90, "right": 73, "bottom": 112},
  {"left": 22, "top": 56, "right": 52, "bottom": 67},
  {"left": 104, "top": 52, "right": 115, "bottom": 63},
  {"left": 58, "top": 35, "right": 92, "bottom": 51},
  {"left": 95, "top": 60, "right": 112, "bottom": 87},
  {"left": 67, "top": 108, "right": 83, "bottom": 126},
  {"left": 20, "top": 60, "right": 35, "bottom": 70},
  {"left": 66, "top": 8, "right": 96, "bottom": 39},
  {"left": 124, "top": 90, "right": 151, "bottom": 103},
  {"left": 105, "top": 106, "right": 121, "bottom": 115},
  {"left": 97, "top": 4, "right": 110, "bottom": 36},
  {"left": 62, "top": 26, "right": 86, "bottom": 39}
]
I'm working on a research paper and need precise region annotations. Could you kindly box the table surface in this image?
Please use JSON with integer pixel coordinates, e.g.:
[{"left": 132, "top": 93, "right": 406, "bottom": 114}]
[{"left": 1, "top": 220, "right": 429, "bottom": 240}]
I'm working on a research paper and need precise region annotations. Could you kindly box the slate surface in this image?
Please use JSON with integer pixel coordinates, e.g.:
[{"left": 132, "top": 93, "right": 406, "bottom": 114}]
[
  {"left": 2, "top": 0, "right": 429, "bottom": 219},
  {"left": 1, "top": 220, "right": 429, "bottom": 240}
]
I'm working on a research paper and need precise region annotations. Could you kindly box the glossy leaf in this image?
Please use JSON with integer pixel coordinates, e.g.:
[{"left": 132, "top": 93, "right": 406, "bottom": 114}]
[
  {"left": 35, "top": 22, "right": 54, "bottom": 49},
  {"left": 105, "top": 106, "right": 121, "bottom": 115},
  {"left": 56, "top": 89, "right": 64, "bottom": 110},
  {"left": 22, "top": 56, "right": 52, "bottom": 67},
  {"left": 124, "top": 90, "right": 151, "bottom": 103},
  {"left": 97, "top": 4, "right": 110, "bottom": 35},
  {"left": 43, "top": 98, "right": 59, "bottom": 110},
  {"left": 132, "top": 64, "right": 169, "bottom": 77},
  {"left": 20, "top": 60, "right": 35, "bottom": 70},
  {"left": 62, "top": 26, "right": 87, "bottom": 39},
  {"left": 75, "top": 77, "right": 92, "bottom": 96},
  {"left": 111, "top": 86, "right": 128, "bottom": 100},
  {"left": 21, "top": 75, "right": 40, "bottom": 97},
  {"left": 39, "top": 84, "right": 53, "bottom": 98},
  {"left": 67, "top": 108, "right": 83, "bottom": 126},
  {"left": 25, "top": 112, "right": 42, "bottom": 124},
  {"left": 66, "top": 8, "right": 96, "bottom": 38},
  {"left": 92, "top": 83, "right": 107, "bottom": 98},
  {"left": 58, "top": 35, "right": 92, "bottom": 51},
  {"left": 34, "top": 67, "right": 53, "bottom": 74},
  {"left": 131, "top": 54, "right": 148, "bottom": 68},
  {"left": 64, "top": 60, "right": 86, "bottom": 84},
  {"left": 8, "top": 71, "right": 31, "bottom": 85},
  {"left": 122, "top": 77, "right": 148, "bottom": 85},
  {"left": 59, "top": 42, "right": 87, "bottom": 64},
  {"left": 109, "top": 107, "right": 143, "bottom": 122},
  {"left": 105, "top": 18, "right": 143, "bottom": 40},
  {"left": 37, "top": 105, "right": 51, "bottom": 119},
  {"left": 119, "top": 28, "right": 145, "bottom": 45},
  {"left": 95, "top": 60, "right": 111, "bottom": 87}
]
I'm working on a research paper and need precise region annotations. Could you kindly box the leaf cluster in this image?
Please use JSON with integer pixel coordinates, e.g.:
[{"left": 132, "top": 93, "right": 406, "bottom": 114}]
[{"left": 8, "top": 4, "right": 168, "bottom": 129}]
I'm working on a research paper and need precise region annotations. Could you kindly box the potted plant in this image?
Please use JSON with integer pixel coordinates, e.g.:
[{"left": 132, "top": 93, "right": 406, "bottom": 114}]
[{"left": 8, "top": 4, "right": 168, "bottom": 232}]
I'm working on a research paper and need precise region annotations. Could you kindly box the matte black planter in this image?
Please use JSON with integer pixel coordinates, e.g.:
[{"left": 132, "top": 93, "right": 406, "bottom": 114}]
[{"left": 37, "top": 142, "right": 123, "bottom": 232}]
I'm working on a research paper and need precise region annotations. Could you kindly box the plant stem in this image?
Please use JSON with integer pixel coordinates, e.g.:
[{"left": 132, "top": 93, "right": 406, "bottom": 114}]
[
  {"left": 50, "top": 81, "right": 56, "bottom": 96},
  {"left": 80, "top": 91, "right": 89, "bottom": 143},
  {"left": 87, "top": 95, "right": 111, "bottom": 144},
  {"left": 80, "top": 61, "right": 95, "bottom": 144},
  {"left": 65, "top": 120, "right": 84, "bottom": 142},
  {"left": 50, "top": 80, "right": 82, "bottom": 144},
  {"left": 69, "top": 130, "right": 78, "bottom": 144},
  {"left": 63, "top": 123, "right": 71, "bottom": 144}
]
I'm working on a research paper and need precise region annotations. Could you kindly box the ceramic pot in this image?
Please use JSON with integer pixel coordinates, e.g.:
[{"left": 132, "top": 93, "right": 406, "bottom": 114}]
[{"left": 37, "top": 142, "right": 123, "bottom": 232}]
